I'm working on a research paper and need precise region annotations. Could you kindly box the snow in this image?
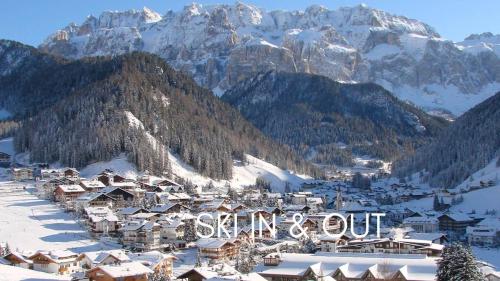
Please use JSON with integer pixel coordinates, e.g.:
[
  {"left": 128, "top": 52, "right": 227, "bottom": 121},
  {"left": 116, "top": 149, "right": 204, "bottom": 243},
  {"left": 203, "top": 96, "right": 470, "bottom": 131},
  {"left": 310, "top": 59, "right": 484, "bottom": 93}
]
[
  {"left": 383, "top": 82, "right": 500, "bottom": 116},
  {"left": 364, "top": 44, "right": 401, "bottom": 60},
  {"left": 168, "top": 151, "right": 310, "bottom": 192},
  {"left": 473, "top": 247, "right": 500, "bottom": 268},
  {"left": 80, "top": 153, "right": 138, "bottom": 180},
  {"left": 0, "top": 109, "right": 11, "bottom": 120},
  {"left": 0, "top": 182, "right": 116, "bottom": 253},
  {"left": 0, "top": 138, "right": 14, "bottom": 156},
  {"left": 124, "top": 110, "right": 144, "bottom": 130},
  {"left": 0, "top": 264, "right": 70, "bottom": 281},
  {"left": 393, "top": 158, "right": 500, "bottom": 213}
]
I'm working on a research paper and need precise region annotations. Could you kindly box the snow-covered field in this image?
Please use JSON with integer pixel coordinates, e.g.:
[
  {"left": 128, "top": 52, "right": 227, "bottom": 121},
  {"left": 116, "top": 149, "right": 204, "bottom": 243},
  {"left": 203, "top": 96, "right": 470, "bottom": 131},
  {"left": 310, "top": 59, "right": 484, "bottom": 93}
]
[
  {"left": 0, "top": 182, "right": 114, "bottom": 253},
  {"left": 473, "top": 247, "right": 500, "bottom": 268},
  {"left": 0, "top": 264, "right": 70, "bottom": 281}
]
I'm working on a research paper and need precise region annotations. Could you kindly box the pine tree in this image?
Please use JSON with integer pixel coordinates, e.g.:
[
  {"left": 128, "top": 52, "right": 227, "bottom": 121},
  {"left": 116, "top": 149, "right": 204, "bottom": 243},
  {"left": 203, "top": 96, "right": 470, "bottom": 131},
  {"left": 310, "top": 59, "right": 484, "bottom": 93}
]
[
  {"left": 433, "top": 194, "right": 440, "bottom": 211},
  {"left": 437, "top": 244, "right": 484, "bottom": 281}
]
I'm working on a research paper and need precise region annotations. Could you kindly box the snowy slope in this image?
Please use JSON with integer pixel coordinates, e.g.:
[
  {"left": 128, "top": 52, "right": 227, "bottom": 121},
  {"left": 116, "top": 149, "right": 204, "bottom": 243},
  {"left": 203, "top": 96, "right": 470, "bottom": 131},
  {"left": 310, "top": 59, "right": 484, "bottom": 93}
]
[
  {"left": 0, "top": 137, "right": 14, "bottom": 155},
  {"left": 394, "top": 158, "right": 500, "bottom": 213},
  {"left": 82, "top": 111, "right": 310, "bottom": 191},
  {"left": 0, "top": 264, "right": 70, "bottom": 281},
  {"left": 0, "top": 182, "right": 116, "bottom": 253}
]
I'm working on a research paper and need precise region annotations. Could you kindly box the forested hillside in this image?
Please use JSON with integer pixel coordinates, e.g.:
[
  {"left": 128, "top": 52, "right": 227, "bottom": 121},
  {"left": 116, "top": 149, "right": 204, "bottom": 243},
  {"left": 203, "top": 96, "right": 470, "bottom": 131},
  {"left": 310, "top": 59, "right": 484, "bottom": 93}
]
[
  {"left": 394, "top": 91, "right": 500, "bottom": 188},
  {"left": 2, "top": 48, "right": 319, "bottom": 179},
  {"left": 223, "top": 71, "right": 448, "bottom": 166}
]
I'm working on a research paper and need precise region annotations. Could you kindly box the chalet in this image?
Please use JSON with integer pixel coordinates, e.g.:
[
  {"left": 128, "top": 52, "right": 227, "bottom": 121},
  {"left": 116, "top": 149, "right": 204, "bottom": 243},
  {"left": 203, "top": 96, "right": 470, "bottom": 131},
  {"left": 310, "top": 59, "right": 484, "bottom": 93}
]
[
  {"left": 62, "top": 168, "right": 80, "bottom": 181},
  {"left": 121, "top": 220, "right": 162, "bottom": 251},
  {"left": 177, "top": 264, "right": 267, "bottom": 281},
  {"left": 406, "top": 232, "right": 448, "bottom": 244},
  {"left": 199, "top": 199, "right": 231, "bottom": 213},
  {"left": 2, "top": 251, "right": 33, "bottom": 269},
  {"left": 403, "top": 216, "right": 439, "bottom": 233},
  {"left": 76, "top": 193, "right": 116, "bottom": 210},
  {"left": 438, "top": 213, "right": 476, "bottom": 236},
  {"left": 77, "top": 250, "right": 130, "bottom": 270},
  {"left": 129, "top": 212, "right": 161, "bottom": 222},
  {"left": 337, "top": 238, "right": 444, "bottom": 257},
  {"left": 258, "top": 252, "right": 438, "bottom": 281},
  {"left": 156, "top": 192, "right": 191, "bottom": 205},
  {"left": 80, "top": 180, "right": 106, "bottom": 192},
  {"left": 128, "top": 251, "right": 176, "bottom": 277},
  {"left": 84, "top": 207, "right": 119, "bottom": 236},
  {"left": 318, "top": 234, "right": 350, "bottom": 252},
  {"left": 117, "top": 207, "right": 149, "bottom": 220},
  {"left": 38, "top": 178, "right": 77, "bottom": 199},
  {"left": 150, "top": 203, "right": 189, "bottom": 214},
  {"left": 100, "top": 187, "right": 135, "bottom": 208},
  {"left": 29, "top": 250, "right": 79, "bottom": 275},
  {"left": 159, "top": 218, "right": 186, "bottom": 248},
  {"left": 196, "top": 239, "right": 239, "bottom": 260},
  {"left": 467, "top": 218, "right": 499, "bottom": 246},
  {"left": 86, "top": 261, "right": 153, "bottom": 281},
  {"left": 54, "top": 185, "right": 86, "bottom": 210},
  {"left": 11, "top": 167, "right": 33, "bottom": 181},
  {"left": 0, "top": 152, "right": 10, "bottom": 167},
  {"left": 40, "top": 169, "right": 64, "bottom": 180}
]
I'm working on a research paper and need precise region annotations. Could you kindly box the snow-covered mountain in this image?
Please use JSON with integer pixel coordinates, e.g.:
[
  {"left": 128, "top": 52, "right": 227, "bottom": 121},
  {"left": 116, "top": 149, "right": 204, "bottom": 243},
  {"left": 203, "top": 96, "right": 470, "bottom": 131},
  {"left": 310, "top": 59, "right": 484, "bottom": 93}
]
[{"left": 39, "top": 3, "right": 500, "bottom": 116}]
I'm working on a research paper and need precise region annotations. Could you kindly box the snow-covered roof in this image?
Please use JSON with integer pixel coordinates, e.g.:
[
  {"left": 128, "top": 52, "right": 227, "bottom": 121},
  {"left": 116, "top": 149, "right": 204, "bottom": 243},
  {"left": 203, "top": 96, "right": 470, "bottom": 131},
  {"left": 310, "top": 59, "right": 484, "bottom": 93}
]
[
  {"left": 128, "top": 251, "right": 176, "bottom": 270},
  {"left": 57, "top": 184, "right": 85, "bottom": 193},
  {"left": 196, "top": 238, "right": 235, "bottom": 249},
  {"left": 94, "top": 261, "right": 153, "bottom": 278},
  {"left": 257, "top": 252, "right": 438, "bottom": 280}
]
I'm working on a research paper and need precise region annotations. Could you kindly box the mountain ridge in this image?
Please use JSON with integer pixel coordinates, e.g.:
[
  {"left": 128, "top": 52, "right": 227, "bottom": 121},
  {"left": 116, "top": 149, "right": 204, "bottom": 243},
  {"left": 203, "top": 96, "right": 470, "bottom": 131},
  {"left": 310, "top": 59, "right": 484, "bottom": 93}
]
[
  {"left": 38, "top": 2, "right": 500, "bottom": 115},
  {"left": 222, "top": 70, "right": 449, "bottom": 165}
]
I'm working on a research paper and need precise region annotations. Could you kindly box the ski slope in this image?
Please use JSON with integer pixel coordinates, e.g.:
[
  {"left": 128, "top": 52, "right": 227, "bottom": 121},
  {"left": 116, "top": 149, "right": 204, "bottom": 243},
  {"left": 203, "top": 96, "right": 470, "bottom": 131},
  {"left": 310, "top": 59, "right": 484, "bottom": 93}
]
[{"left": 0, "top": 182, "right": 115, "bottom": 253}]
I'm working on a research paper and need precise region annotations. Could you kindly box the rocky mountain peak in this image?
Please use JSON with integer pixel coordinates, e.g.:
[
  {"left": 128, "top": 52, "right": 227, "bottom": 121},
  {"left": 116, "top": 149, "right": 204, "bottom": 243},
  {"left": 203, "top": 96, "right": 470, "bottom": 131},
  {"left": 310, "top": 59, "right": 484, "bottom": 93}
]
[{"left": 30, "top": 2, "right": 500, "bottom": 116}]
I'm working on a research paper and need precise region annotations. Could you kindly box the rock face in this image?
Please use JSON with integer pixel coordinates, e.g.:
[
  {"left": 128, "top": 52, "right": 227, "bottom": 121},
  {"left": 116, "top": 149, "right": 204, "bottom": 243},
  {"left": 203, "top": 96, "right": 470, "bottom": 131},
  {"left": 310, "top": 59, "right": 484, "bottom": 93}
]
[{"left": 39, "top": 3, "right": 500, "bottom": 115}]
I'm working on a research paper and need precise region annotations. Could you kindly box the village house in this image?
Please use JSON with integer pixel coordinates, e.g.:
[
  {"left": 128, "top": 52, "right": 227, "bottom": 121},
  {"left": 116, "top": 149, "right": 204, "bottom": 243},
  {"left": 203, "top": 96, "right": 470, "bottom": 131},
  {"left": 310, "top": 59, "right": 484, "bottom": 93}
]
[
  {"left": 317, "top": 234, "right": 350, "bottom": 252},
  {"left": 121, "top": 220, "right": 162, "bottom": 252},
  {"left": 2, "top": 251, "right": 33, "bottom": 269},
  {"left": 196, "top": 239, "right": 239, "bottom": 261},
  {"left": 77, "top": 250, "right": 130, "bottom": 270},
  {"left": 76, "top": 193, "right": 116, "bottom": 210},
  {"left": 54, "top": 184, "right": 86, "bottom": 210},
  {"left": 80, "top": 180, "right": 106, "bottom": 192},
  {"left": 258, "top": 252, "right": 439, "bottom": 281},
  {"left": 336, "top": 237, "right": 444, "bottom": 257},
  {"left": 150, "top": 203, "right": 189, "bottom": 214},
  {"left": 0, "top": 152, "right": 10, "bottom": 167},
  {"left": 117, "top": 207, "right": 150, "bottom": 220},
  {"left": 29, "top": 250, "right": 79, "bottom": 275},
  {"left": 177, "top": 263, "right": 267, "bottom": 281},
  {"left": 99, "top": 187, "right": 135, "bottom": 208},
  {"left": 158, "top": 218, "right": 186, "bottom": 248},
  {"left": 466, "top": 218, "right": 500, "bottom": 247},
  {"left": 84, "top": 207, "right": 119, "bottom": 236},
  {"left": 11, "top": 167, "right": 34, "bottom": 181},
  {"left": 438, "top": 213, "right": 476, "bottom": 237},
  {"left": 402, "top": 215, "right": 439, "bottom": 233},
  {"left": 86, "top": 261, "right": 153, "bottom": 281},
  {"left": 128, "top": 251, "right": 176, "bottom": 277}
]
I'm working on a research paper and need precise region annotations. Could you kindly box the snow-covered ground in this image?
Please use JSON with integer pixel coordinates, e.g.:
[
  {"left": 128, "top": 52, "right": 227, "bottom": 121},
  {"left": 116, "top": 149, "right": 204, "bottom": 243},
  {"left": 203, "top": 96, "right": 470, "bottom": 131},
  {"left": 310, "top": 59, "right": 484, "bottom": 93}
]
[
  {"left": 0, "top": 264, "right": 70, "bottom": 281},
  {"left": 0, "top": 182, "right": 116, "bottom": 253},
  {"left": 80, "top": 153, "right": 138, "bottom": 180},
  {"left": 473, "top": 247, "right": 500, "bottom": 268},
  {"left": 0, "top": 137, "right": 14, "bottom": 156},
  {"left": 393, "top": 158, "right": 500, "bottom": 213}
]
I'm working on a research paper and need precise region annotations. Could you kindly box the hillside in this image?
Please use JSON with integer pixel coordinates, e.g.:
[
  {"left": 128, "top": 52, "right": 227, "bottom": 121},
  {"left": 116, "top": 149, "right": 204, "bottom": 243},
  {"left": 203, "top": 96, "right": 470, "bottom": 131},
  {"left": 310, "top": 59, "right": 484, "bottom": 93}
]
[
  {"left": 38, "top": 3, "right": 500, "bottom": 115},
  {"left": 222, "top": 71, "right": 448, "bottom": 165},
  {"left": 394, "top": 92, "right": 500, "bottom": 188},
  {"left": 2, "top": 48, "right": 319, "bottom": 180}
]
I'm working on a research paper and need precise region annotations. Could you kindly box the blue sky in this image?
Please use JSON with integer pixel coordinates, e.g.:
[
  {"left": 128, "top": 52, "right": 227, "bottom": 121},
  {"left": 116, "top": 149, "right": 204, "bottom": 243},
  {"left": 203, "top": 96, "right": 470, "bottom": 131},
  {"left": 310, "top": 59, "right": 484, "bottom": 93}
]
[{"left": 1, "top": 0, "right": 499, "bottom": 46}]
